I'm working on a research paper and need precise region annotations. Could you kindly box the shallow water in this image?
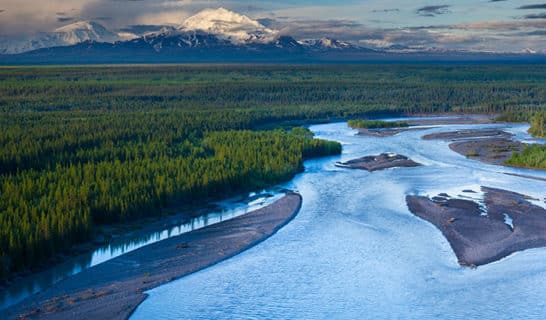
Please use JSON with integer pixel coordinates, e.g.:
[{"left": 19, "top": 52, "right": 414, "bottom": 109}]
[
  {"left": 0, "top": 190, "right": 284, "bottom": 310},
  {"left": 132, "top": 120, "right": 546, "bottom": 320}
]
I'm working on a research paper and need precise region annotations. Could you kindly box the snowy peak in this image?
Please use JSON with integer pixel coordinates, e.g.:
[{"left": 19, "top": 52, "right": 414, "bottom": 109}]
[
  {"left": 54, "top": 21, "right": 117, "bottom": 44},
  {"left": 55, "top": 21, "right": 105, "bottom": 33},
  {"left": 301, "top": 38, "right": 354, "bottom": 50},
  {"left": 0, "top": 20, "right": 118, "bottom": 54},
  {"left": 178, "top": 8, "right": 277, "bottom": 44}
]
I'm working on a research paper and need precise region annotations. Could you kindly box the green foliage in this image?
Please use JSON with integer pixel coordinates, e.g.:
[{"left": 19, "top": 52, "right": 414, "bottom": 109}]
[
  {"left": 290, "top": 127, "right": 314, "bottom": 138},
  {"left": 495, "top": 111, "right": 533, "bottom": 123},
  {"left": 496, "top": 111, "right": 546, "bottom": 137},
  {"left": 506, "top": 144, "right": 546, "bottom": 169},
  {"left": 3, "top": 64, "right": 546, "bottom": 114},
  {"left": 348, "top": 119, "right": 409, "bottom": 129},
  {"left": 529, "top": 112, "right": 546, "bottom": 137}
]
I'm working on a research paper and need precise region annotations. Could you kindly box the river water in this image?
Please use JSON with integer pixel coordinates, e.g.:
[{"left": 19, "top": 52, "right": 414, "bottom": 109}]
[{"left": 132, "top": 120, "right": 546, "bottom": 320}]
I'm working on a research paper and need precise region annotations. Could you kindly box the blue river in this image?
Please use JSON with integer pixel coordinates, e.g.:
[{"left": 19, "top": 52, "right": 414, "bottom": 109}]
[{"left": 132, "top": 120, "right": 546, "bottom": 320}]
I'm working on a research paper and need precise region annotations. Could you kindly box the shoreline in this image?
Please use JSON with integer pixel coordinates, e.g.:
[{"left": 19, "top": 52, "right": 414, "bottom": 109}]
[
  {"left": 448, "top": 138, "right": 524, "bottom": 166},
  {"left": 0, "top": 188, "right": 285, "bottom": 309},
  {"left": 421, "top": 128, "right": 542, "bottom": 170},
  {"left": 4, "top": 193, "right": 302, "bottom": 320}
]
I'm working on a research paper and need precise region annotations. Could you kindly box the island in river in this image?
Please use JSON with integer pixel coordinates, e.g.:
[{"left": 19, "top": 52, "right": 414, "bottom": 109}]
[
  {"left": 4, "top": 193, "right": 302, "bottom": 320},
  {"left": 354, "top": 115, "right": 495, "bottom": 138},
  {"left": 423, "top": 129, "right": 526, "bottom": 166},
  {"left": 356, "top": 127, "right": 425, "bottom": 137},
  {"left": 336, "top": 153, "right": 422, "bottom": 172},
  {"left": 407, "top": 187, "right": 546, "bottom": 267}
]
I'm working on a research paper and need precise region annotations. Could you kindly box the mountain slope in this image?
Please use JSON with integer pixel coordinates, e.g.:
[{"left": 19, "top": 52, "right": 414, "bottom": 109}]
[
  {"left": 178, "top": 8, "right": 277, "bottom": 44},
  {"left": 53, "top": 21, "right": 117, "bottom": 44},
  {"left": 0, "top": 21, "right": 118, "bottom": 54}
]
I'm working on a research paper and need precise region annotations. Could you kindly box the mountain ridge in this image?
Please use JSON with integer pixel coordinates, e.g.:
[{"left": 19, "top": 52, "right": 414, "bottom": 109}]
[{"left": 1, "top": 8, "right": 546, "bottom": 63}]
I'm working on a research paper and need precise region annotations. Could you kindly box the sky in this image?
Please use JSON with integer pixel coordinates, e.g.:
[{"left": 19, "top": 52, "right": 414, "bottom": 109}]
[{"left": 2, "top": 0, "right": 546, "bottom": 51}]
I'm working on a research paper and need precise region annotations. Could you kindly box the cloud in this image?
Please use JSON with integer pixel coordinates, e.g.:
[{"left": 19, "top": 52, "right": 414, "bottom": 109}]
[
  {"left": 93, "top": 16, "right": 113, "bottom": 21},
  {"left": 371, "top": 9, "right": 400, "bottom": 13},
  {"left": 79, "top": 0, "right": 268, "bottom": 29},
  {"left": 416, "top": 5, "right": 451, "bottom": 17},
  {"left": 119, "top": 24, "right": 168, "bottom": 35},
  {"left": 0, "top": 0, "right": 247, "bottom": 35},
  {"left": 256, "top": 18, "right": 276, "bottom": 27},
  {"left": 275, "top": 18, "right": 368, "bottom": 40},
  {"left": 0, "top": 0, "right": 89, "bottom": 35},
  {"left": 522, "top": 13, "right": 546, "bottom": 19},
  {"left": 523, "top": 30, "right": 546, "bottom": 35},
  {"left": 517, "top": 4, "right": 546, "bottom": 9},
  {"left": 57, "top": 17, "right": 75, "bottom": 23}
]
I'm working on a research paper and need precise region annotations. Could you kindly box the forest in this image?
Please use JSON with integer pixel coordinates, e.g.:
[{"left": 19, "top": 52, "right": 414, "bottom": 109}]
[
  {"left": 497, "top": 111, "right": 546, "bottom": 138},
  {"left": 1, "top": 64, "right": 546, "bottom": 280},
  {"left": 506, "top": 144, "right": 546, "bottom": 169}
]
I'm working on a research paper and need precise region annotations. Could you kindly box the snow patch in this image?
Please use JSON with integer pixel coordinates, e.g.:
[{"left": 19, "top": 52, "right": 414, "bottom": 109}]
[{"left": 503, "top": 213, "right": 514, "bottom": 230}]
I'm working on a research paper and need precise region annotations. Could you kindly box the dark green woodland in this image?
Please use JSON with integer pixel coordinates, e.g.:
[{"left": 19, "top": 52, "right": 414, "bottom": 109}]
[{"left": 1, "top": 64, "right": 546, "bottom": 279}]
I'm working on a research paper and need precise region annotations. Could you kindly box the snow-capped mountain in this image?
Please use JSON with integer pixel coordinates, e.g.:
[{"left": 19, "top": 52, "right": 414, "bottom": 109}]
[
  {"left": 0, "top": 21, "right": 118, "bottom": 54},
  {"left": 178, "top": 8, "right": 278, "bottom": 44},
  {"left": 53, "top": 21, "right": 118, "bottom": 44},
  {"left": 2, "top": 8, "right": 545, "bottom": 63},
  {"left": 126, "top": 9, "right": 305, "bottom": 54},
  {"left": 0, "top": 8, "right": 353, "bottom": 55}
]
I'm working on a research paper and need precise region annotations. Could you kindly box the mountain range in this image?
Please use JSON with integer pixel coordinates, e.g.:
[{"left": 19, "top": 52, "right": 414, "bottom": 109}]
[{"left": 1, "top": 8, "right": 545, "bottom": 64}]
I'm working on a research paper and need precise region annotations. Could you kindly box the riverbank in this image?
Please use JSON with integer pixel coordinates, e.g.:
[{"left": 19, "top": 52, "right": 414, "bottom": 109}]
[
  {"left": 4, "top": 193, "right": 302, "bottom": 320},
  {"left": 1, "top": 189, "right": 283, "bottom": 308},
  {"left": 407, "top": 187, "right": 546, "bottom": 267}
]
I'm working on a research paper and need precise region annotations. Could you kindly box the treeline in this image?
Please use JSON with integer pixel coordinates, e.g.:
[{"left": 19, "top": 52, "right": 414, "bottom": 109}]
[
  {"left": 495, "top": 111, "right": 532, "bottom": 123},
  {"left": 348, "top": 120, "right": 409, "bottom": 129},
  {"left": 496, "top": 111, "right": 546, "bottom": 137}
]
